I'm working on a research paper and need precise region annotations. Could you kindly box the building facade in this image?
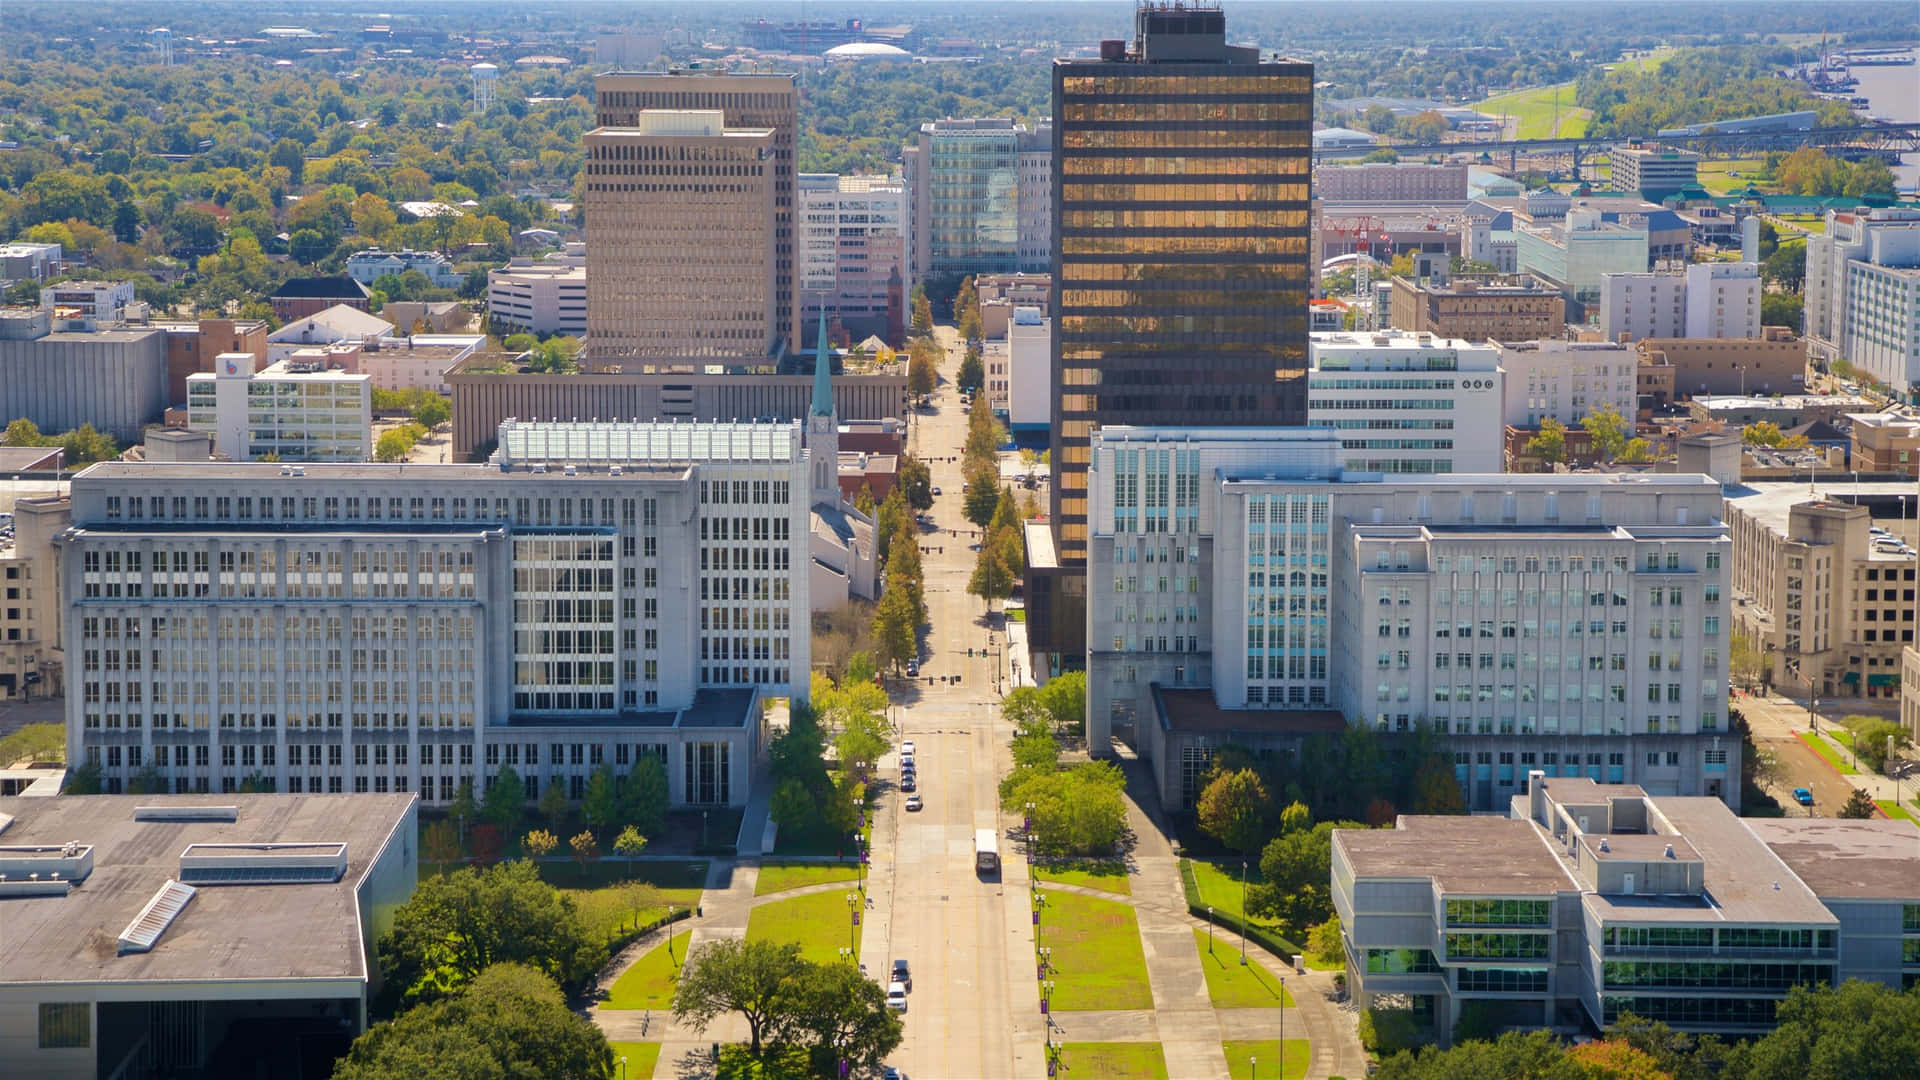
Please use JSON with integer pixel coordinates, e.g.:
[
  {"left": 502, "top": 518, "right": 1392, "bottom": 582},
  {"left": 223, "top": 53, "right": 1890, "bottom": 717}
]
[
  {"left": 186, "top": 354, "right": 374, "bottom": 463},
  {"left": 584, "top": 110, "right": 779, "bottom": 363},
  {"left": 1516, "top": 209, "right": 1650, "bottom": 322},
  {"left": 0, "top": 312, "right": 168, "bottom": 444},
  {"left": 1007, "top": 308, "right": 1052, "bottom": 432},
  {"left": 593, "top": 70, "right": 800, "bottom": 356},
  {"left": 58, "top": 419, "right": 819, "bottom": 804},
  {"left": 1841, "top": 259, "right": 1920, "bottom": 396},
  {"left": 1307, "top": 331, "right": 1504, "bottom": 475},
  {"left": 1049, "top": 5, "right": 1315, "bottom": 565},
  {"left": 797, "top": 174, "right": 906, "bottom": 348},
  {"left": 909, "top": 118, "right": 1025, "bottom": 285},
  {"left": 1608, "top": 145, "right": 1702, "bottom": 200},
  {"left": 1388, "top": 276, "right": 1564, "bottom": 343},
  {"left": 39, "top": 280, "right": 135, "bottom": 321},
  {"left": 1316, "top": 163, "right": 1469, "bottom": 203},
  {"left": 1335, "top": 776, "right": 1920, "bottom": 1047},
  {"left": 1016, "top": 123, "right": 1053, "bottom": 274},
  {"left": 1803, "top": 207, "right": 1920, "bottom": 373},
  {"left": 345, "top": 249, "right": 462, "bottom": 290},
  {"left": 154, "top": 318, "right": 269, "bottom": 405},
  {"left": 1497, "top": 341, "right": 1638, "bottom": 428},
  {"left": 1085, "top": 426, "right": 1733, "bottom": 812},
  {"left": 0, "top": 495, "right": 69, "bottom": 701},
  {"left": 487, "top": 263, "right": 588, "bottom": 337},
  {"left": 1598, "top": 263, "right": 1762, "bottom": 344},
  {"left": 1635, "top": 328, "right": 1804, "bottom": 402}
]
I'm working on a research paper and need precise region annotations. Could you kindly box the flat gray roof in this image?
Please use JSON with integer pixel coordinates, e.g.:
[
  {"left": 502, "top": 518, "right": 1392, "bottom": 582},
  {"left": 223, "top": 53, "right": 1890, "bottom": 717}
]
[
  {"left": 1582, "top": 797, "right": 1836, "bottom": 925},
  {"left": 0, "top": 793, "right": 414, "bottom": 986},
  {"left": 1746, "top": 817, "right": 1920, "bottom": 902},
  {"left": 74, "top": 461, "right": 687, "bottom": 483},
  {"left": 1335, "top": 815, "right": 1577, "bottom": 896}
]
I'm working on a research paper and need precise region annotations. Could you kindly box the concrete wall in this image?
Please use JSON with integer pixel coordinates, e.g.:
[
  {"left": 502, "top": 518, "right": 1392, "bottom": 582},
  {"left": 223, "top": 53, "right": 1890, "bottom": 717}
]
[{"left": 0, "top": 331, "right": 169, "bottom": 444}]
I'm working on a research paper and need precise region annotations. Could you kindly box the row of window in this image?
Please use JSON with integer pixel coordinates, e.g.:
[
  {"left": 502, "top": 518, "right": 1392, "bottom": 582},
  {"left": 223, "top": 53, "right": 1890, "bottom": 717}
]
[{"left": 102, "top": 493, "right": 660, "bottom": 528}]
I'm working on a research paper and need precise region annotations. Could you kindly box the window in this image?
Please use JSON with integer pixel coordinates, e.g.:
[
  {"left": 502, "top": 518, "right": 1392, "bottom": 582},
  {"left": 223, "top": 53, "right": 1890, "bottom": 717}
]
[{"left": 39, "top": 1003, "right": 89, "bottom": 1049}]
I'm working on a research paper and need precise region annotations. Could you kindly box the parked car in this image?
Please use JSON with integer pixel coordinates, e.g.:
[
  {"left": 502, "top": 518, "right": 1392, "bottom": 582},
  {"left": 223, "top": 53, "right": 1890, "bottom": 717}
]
[
  {"left": 1793, "top": 787, "right": 1814, "bottom": 806},
  {"left": 930, "top": 486, "right": 943, "bottom": 497},
  {"left": 882, "top": 1069, "right": 907, "bottom": 1080},
  {"left": 901, "top": 740, "right": 915, "bottom": 756},
  {"left": 900, "top": 774, "right": 916, "bottom": 792},
  {"left": 892, "top": 959, "right": 912, "bottom": 991},
  {"left": 887, "top": 982, "right": 909, "bottom": 1011},
  {"left": 905, "top": 659, "right": 919, "bottom": 677},
  {"left": 905, "top": 793, "right": 923, "bottom": 812}
]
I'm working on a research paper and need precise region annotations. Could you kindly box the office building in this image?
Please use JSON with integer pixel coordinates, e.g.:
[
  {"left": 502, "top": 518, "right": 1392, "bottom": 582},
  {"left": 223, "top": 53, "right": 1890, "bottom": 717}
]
[
  {"left": 1598, "top": 263, "right": 1761, "bottom": 343},
  {"left": 0, "top": 794, "right": 418, "bottom": 1080},
  {"left": 0, "top": 309, "right": 168, "bottom": 444},
  {"left": 0, "top": 241, "right": 62, "bottom": 283},
  {"left": 1516, "top": 207, "right": 1650, "bottom": 322},
  {"left": 357, "top": 334, "right": 484, "bottom": 396},
  {"left": 1848, "top": 411, "right": 1920, "bottom": 475},
  {"left": 1497, "top": 341, "right": 1637, "bottom": 428},
  {"left": 583, "top": 110, "right": 779, "bottom": 364},
  {"left": 1007, "top": 308, "right": 1052, "bottom": 433},
  {"left": 1085, "top": 426, "right": 1732, "bottom": 812},
  {"left": 1049, "top": 3, "right": 1315, "bottom": 566},
  {"left": 1307, "top": 332, "right": 1504, "bottom": 475},
  {"left": 907, "top": 118, "right": 1025, "bottom": 285},
  {"left": 1388, "top": 276, "right": 1563, "bottom": 343},
  {"left": 153, "top": 318, "right": 269, "bottom": 405},
  {"left": 345, "top": 249, "right": 462, "bottom": 290},
  {"left": 1634, "top": 328, "right": 1804, "bottom": 405},
  {"left": 487, "top": 262, "right": 587, "bottom": 337},
  {"left": 58, "top": 418, "right": 828, "bottom": 803},
  {"left": 797, "top": 174, "right": 906, "bottom": 347},
  {"left": 1335, "top": 777, "right": 1920, "bottom": 1046},
  {"left": 1804, "top": 208, "right": 1920, "bottom": 374},
  {"left": 186, "top": 353, "right": 374, "bottom": 463},
  {"left": 39, "top": 280, "right": 135, "bottom": 321},
  {"left": 1017, "top": 123, "right": 1053, "bottom": 274},
  {"left": 1725, "top": 483, "right": 1918, "bottom": 699},
  {"left": 1608, "top": 145, "right": 1703, "bottom": 201},
  {"left": 1316, "top": 163, "right": 1469, "bottom": 203},
  {"left": 0, "top": 495, "right": 69, "bottom": 701},
  {"left": 593, "top": 70, "right": 800, "bottom": 356}
]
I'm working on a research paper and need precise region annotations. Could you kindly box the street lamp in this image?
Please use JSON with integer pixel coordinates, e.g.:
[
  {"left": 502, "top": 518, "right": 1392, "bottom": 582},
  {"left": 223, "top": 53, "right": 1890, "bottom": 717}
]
[
  {"left": 838, "top": 946, "right": 854, "bottom": 967},
  {"left": 1250, "top": 1055, "right": 1257, "bottom": 1080},
  {"left": 619, "top": 1055, "right": 627, "bottom": 1080},
  {"left": 1042, "top": 978, "right": 1055, "bottom": 1017},
  {"left": 846, "top": 891, "right": 860, "bottom": 957},
  {"left": 1207, "top": 905, "right": 1214, "bottom": 953},
  {"left": 1239, "top": 860, "right": 1249, "bottom": 966},
  {"left": 666, "top": 906, "right": 677, "bottom": 965}
]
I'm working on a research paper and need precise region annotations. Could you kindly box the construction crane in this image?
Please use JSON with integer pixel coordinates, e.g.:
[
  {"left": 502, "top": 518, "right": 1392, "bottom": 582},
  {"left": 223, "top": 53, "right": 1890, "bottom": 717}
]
[{"left": 1327, "top": 216, "right": 1393, "bottom": 329}]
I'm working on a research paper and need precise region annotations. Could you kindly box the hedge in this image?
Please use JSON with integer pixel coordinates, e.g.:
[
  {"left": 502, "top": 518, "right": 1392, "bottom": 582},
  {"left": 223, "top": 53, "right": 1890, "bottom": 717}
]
[{"left": 1178, "top": 858, "right": 1303, "bottom": 961}]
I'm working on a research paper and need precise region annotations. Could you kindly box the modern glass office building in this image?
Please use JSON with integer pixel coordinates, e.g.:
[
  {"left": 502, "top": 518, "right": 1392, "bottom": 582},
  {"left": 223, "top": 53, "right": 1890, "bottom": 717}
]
[{"left": 1048, "top": 2, "right": 1315, "bottom": 565}]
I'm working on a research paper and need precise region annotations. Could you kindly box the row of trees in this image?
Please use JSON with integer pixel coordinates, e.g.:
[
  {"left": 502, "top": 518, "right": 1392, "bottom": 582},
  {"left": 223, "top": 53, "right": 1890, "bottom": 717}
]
[
  {"left": 997, "top": 675, "right": 1127, "bottom": 856},
  {"left": 767, "top": 669, "right": 876, "bottom": 852},
  {"left": 967, "top": 479, "right": 1028, "bottom": 614},
  {"left": 869, "top": 480, "right": 929, "bottom": 675},
  {"left": 1523, "top": 404, "right": 1657, "bottom": 469},
  {"left": 2, "top": 417, "right": 120, "bottom": 466}
]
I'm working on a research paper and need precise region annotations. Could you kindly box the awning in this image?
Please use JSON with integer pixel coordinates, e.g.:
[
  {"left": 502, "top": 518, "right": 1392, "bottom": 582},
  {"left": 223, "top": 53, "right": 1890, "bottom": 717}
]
[
  {"left": 1841, "top": 671, "right": 1861, "bottom": 683},
  {"left": 1868, "top": 673, "right": 1898, "bottom": 688}
]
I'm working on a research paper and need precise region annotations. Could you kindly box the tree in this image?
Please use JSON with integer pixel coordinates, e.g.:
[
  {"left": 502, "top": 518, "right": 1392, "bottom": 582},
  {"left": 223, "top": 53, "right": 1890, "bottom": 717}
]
[
  {"left": 1730, "top": 629, "right": 1766, "bottom": 689},
  {"left": 790, "top": 959, "right": 905, "bottom": 1073},
  {"left": 1762, "top": 241, "right": 1806, "bottom": 292},
  {"left": 967, "top": 536, "right": 1016, "bottom": 612},
  {"left": 1247, "top": 819, "right": 1364, "bottom": 929},
  {"left": 1581, "top": 403, "right": 1631, "bottom": 463},
  {"left": 448, "top": 780, "right": 479, "bottom": 839},
  {"left": 579, "top": 764, "right": 620, "bottom": 837},
  {"left": 673, "top": 939, "right": 809, "bottom": 1057},
  {"left": 1197, "top": 768, "right": 1271, "bottom": 855},
  {"left": 288, "top": 227, "right": 331, "bottom": 264},
  {"left": 612, "top": 825, "right": 648, "bottom": 881},
  {"left": 1741, "top": 421, "right": 1807, "bottom": 449},
  {"left": 963, "top": 468, "right": 1002, "bottom": 529},
  {"left": 423, "top": 820, "right": 463, "bottom": 865},
  {"left": 623, "top": 754, "right": 671, "bottom": 838},
  {"left": 335, "top": 963, "right": 612, "bottom": 1080},
  {"left": 523, "top": 828, "right": 559, "bottom": 859},
  {"left": 376, "top": 861, "right": 604, "bottom": 1005},
  {"left": 1306, "top": 917, "right": 1345, "bottom": 968},
  {"left": 1361, "top": 147, "right": 1401, "bottom": 163},
  {"left": 1411, "top": 756, "right": 1467, "bottom": 814},
  {"left": 1762, "top": 291, "right": 1803, "bottom": 334},
  {"left": 1039, "top": 671, "right": 1087, "bottom": 735},
  {"left": 958, "top": 305, "right": 983, "bottom": 344},
  {"left": 910, "top": 291, "right": 933, "bottom": 336},
  {"left": 1729, "top": 980, "right": 1920, "bottom": 1080},
  {"left": 374, "top": 428, "right": 414, "bottom": 462},
  {"left": 897, "top": 455, "right": 934, "bottom": 511},
  {"left": 569, "top": 828, "right": 601, "bottom": 871},
  {"left": 1402, "top": 109, "right": 1450, "bottom": 143},
  {"left": 2, "top": 418, "right": 46, "bottom": 448},
  {"left": 956, "top": 351, "right": 984, "bottom": 395},
  {"left": 870, "top": 578, "right": 919, "bottom": 673},
  {"left": 1837, "top": 788, "right": 1877, "bottom": 819},
  {"left": 1360, "top": 104, "right": 1398, "bottom": 133},
  {"left": 907, "top": 347, "right": 937, "bottom": 398},
  {"left": 411, "top": 394, "right": 450, "bottom": 430},
  {"left": 1849, "top": 717, "right": 1910, "bottom": 774},
  {"left": 539, "top": 778, "right": 569, "bottom": 828},
  {"left": 480, "top": 766, "right": 526, "bottom": 832}
]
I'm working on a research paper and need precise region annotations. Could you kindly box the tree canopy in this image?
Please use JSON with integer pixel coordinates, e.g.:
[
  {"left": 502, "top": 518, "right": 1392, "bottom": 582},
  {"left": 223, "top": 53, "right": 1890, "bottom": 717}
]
[
  {"left": 375, "top": 860, "right": 604, "bottom": 1007},
  {"left": 335, "top": 963, "right": 612, "bottom": 1080}
]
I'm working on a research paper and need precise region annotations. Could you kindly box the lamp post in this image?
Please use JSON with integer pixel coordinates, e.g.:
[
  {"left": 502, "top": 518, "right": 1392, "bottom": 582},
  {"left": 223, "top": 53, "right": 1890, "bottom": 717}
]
[
  {"left": 1042, "top": 978, "right": 1055, "bottom": 1017},
  {"left": 838, "top": 946, "right": 853, "bottom": 967},
  {"left": 1250, "top": 1055, "right": 1257, "bottom": 1080},
  {"left": 846, "top": 891, "right": 859, "bottom": 957},
  {"left": 619, "top": 1055, "right": 627, "bottom": 1080},
  {"left": 1239, "top": 860, "right": 1249, "bottom": 966},
  {"left": 666, "top": 906, "right": 677, "bottom": 965},
  {"left": 1207, "top": 905, "right": 1214, "bottom": 953}
]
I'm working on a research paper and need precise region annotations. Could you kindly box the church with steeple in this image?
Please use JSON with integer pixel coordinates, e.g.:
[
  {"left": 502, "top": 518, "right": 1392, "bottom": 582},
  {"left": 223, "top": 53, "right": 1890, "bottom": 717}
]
[{"left": 804, "top": 311, "right": 878, "bottom": 609}]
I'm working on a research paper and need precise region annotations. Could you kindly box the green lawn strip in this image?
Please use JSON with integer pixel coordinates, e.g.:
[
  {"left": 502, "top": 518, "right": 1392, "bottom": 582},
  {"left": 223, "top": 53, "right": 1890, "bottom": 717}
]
[
  {"left": 1058, "top": 1042, "right": 1168, "bottom": 1080},
  {"left": 1187, "top": 859, "right": 1267, "bottom": 924},
  {"left": 559, "top": 862, "right": 707, "bottom": 941},
  {"left": 1875, "top": 800, "right": 1917, "bottom": 823},
  {"left": 1037, "top": 888, "right": 1154, "bottom": 1011},
  {"left": 1224, "top": 1039, "right": 1310, "bottom": 1080},
  {"left": 601, "top": 931, "right": 692, "bottom": 1011},
  {"left": 1470, "top": 83, "right": 1579, "bottom": 140},
  {"left": 753, "top": 860, "right": 862, "bottom": 896},
  {"left": 1192, "top": 928, "right": 1294, "bottom": 1008},
  {"left": 1035, "top": 858, "right": 1132, "bottom": 896},
  {"left": 747, "top": 888, "right": 866, "bottom": 967},
  {"left": 607, "top": 1042, "right": 661, "bottom": 1079},
  {"left": 1797, "top": 731, "right": 1859, "bottom": 775}
]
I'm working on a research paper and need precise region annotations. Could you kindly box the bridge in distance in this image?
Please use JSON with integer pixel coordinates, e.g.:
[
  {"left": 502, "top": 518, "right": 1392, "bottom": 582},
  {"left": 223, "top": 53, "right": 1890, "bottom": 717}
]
[{"left": 1314, "top": 121, "right": 1920, "bottom": 172}]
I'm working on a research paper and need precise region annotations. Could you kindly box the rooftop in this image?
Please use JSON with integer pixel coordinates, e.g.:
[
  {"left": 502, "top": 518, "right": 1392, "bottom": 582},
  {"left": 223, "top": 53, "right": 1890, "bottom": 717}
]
[
  {"left": 1152, "top": 686, "right": 1347, "bottom": 737},
  {"left": 1745, "top": 817, "right": 1920, "bottom": 901},
  {"left": 494, "top": 419, "right": 803, "bottom": 468},
  {"left": 0, "top": 794, "right": 414, "bottom": 986},
  {"left": 1335, "top": 815, "right": 1576, "bottom": 895},
  {"left": 1580, "top": 796, "right": 1835, "bottom": 925},
  {"left": 271, "top": 276, "right": 371, "bottom": 300}
]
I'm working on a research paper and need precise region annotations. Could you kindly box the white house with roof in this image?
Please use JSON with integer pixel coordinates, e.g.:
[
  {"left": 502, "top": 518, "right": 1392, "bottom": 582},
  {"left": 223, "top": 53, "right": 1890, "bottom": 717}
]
[{"left": 266, "top": 305, "right": 395, "bottom": 364}]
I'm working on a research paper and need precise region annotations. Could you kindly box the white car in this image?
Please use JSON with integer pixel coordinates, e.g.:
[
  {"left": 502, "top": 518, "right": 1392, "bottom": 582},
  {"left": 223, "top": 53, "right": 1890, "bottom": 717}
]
[
  {"left": 905, "top": 793, "right": 923, "bottom": 812},
  {"left": 901, "top": 740, "right": 916, "bottom": 757},
  {"left": 887, "top": 982, "right": 909, "bottom": 1012}
]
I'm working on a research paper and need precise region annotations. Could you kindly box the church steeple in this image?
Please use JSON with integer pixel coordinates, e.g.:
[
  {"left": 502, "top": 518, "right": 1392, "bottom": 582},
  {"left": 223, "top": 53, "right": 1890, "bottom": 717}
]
[
  {"left": 807, "top": 309, "right": 839, "bottom": 507},
  {"left": 810, "top": 309, "right": 834, "bottom": 419}
]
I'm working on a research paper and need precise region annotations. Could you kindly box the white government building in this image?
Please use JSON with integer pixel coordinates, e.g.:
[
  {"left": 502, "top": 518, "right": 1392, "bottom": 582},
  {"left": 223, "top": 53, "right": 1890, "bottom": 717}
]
[
  {"left": 1082, "top": 426, "right": 1734, "bottom": 812},
  {"left": 1307, "top": 331, "right": 1504, "bottom": 475},
  {"left": 56, "top": 416, "right": 847, "bottom": 808}
]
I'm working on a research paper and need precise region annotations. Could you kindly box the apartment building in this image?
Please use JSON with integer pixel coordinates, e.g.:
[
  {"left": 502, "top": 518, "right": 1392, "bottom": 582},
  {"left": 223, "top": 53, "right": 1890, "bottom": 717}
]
[
  {"left": 1085, "top": 426, "right": 1732, "bottom": 812},
  {"left": 0, "top": 495, "right": 69, "bottom": 701},
  {"left": 583, "top": 110, "right": 779, "bottom": 363},
  {"left": 1598, "top": 263, "right": 1761, "bottom": 343},
  {"left": 1497, "top": 341, "right": 1638, "bottom": 428},
  {"left": 39, "top": 280, "right": 135, "bottom": 321},
  {"left": 1388, "top": 276, "right": 1564, "bottom": 343},
  {"left": 1306, "top": 331, "right": 1504, "bottom": 475},
  {"left": 186, "top": 353, "right": 373, "bottom": 463},
  {"left": 1804, "top": 207, "right": 1920, "bottom": 375},
  {"left": 1335, "top": 776, "right": 1920, "bottom": 1046},
  {"left": 1316, "top": 163, "right": 1469, "bottom": 203},
  {"left": 797, "top": 173, "right": 906, "bottom": 347},
  {"left": 1725, "top": 482, "right": 1918, "bottom": 699},
  {"left": 59, "top": 418, "right": 819, "bottom": 804},
  {"left": 486, "top": 262, "right": 587, "bottom": 337},
  {"left": 593, "top": 70, "right": 799, "bottom": 355}
]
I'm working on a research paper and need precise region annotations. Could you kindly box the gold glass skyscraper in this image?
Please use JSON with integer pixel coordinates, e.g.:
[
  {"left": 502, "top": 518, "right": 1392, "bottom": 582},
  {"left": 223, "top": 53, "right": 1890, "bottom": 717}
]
[{"left": 1048, "top": 4, "right": 1314, "bottom": 562}]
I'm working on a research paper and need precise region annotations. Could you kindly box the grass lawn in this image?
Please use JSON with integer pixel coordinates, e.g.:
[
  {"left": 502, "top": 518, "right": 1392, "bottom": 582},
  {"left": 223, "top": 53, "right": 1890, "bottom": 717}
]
[
  {"left": 747, "top": 888, "right": 866, "bottom": 967},
  {"left": 1797, "top": 731, "right": 1859, "bottom": 775},
  {"left": 601, "top": 931, "right": 691, "bottom": 1011},
  {"left": 1696, "top": 159, "right": 1767, "bottom": 196},
  {"left": 1192, "top": 928, "right": 1294, "bottom": 1008},
  {"left": 608, "top": 1042, "right": 662, "bottom": 1079},
  {"left": 1038, "top": 889, "right": 1154, "bottom": 1011},
  {"left": 1187, "top": 859, "right": 1267, "bottom": 925},
  {"left": 559, "top": 861, "right": 708, "bottom": 942},
  {"left": 1035, "top": 859, "right": 1132, "bottom": 896},
  {"left": 753, "top": 860, "right": 862, "bottom": 896},
  {"left": 1224, "top": 1039, "right": 1310, "bottom": 1080},
  {"left": 1058, "top": 1042, "right": 1168, "bottom": 1080},
  {"left": 1471, "top": 83, "right": 1588, "bottom": 139},
  {"left": 1876, "top": 800, "right": 1917, "bottom": 823}
]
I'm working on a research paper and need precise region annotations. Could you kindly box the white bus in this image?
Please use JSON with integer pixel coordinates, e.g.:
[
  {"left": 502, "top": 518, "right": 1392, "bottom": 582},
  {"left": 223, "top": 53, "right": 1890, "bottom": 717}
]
[{"left": 974, "top": 828, "right": 1000, "bottom": 877}]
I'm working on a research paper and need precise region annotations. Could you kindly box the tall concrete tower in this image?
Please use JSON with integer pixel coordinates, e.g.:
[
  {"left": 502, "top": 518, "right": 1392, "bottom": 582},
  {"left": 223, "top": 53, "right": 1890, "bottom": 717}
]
[{"left": 470, "top": 63, "right": 498, "bottom": 113}]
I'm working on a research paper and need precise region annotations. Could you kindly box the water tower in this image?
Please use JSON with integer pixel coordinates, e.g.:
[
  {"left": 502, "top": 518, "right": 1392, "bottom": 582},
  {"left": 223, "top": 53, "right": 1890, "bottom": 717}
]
[
  {"left": 151, "top": 27, "right": 173, "bottom": 66},
  {"left": 470, "top": 63, "right": 498, "bottom": 113}
]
